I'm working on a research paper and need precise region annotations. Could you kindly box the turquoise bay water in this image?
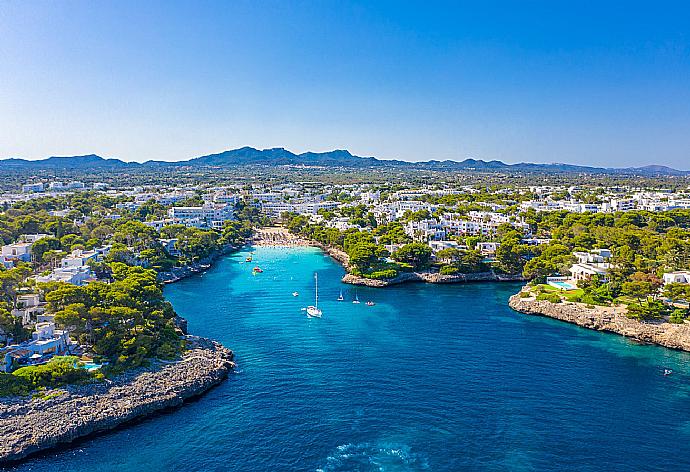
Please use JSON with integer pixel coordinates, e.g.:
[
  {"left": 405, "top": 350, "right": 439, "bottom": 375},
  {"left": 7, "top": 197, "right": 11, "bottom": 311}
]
[{"left": 8, "top": 246, "right": 690, "bottom": 471}]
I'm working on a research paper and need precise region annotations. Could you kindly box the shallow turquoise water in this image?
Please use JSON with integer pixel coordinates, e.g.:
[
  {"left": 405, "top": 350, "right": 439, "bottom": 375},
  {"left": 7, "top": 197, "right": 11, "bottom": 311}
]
[{"left": 8, "top": 246, "right": 690, "bottom": 471}]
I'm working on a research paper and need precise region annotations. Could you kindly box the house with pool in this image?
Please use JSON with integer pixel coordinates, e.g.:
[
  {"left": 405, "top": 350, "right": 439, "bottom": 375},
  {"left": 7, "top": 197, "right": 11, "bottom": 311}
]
[
  {"left": 546, "top": 249, "right": 612, "bottom": 289},
  {"left": 0, "top": 322, "right": 71, "bottom": 373}
]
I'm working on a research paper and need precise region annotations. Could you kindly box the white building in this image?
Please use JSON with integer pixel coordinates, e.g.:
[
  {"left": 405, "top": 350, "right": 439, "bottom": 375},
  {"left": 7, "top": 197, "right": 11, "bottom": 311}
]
[
  {"left": 663, "top": 271, "right": 690, "bottom": 285},
  {"left": 212, "top": 192, "right": 240, "bottom": 205},
  {"left": 429, "top": 240, "right": 463, "bottom": 253},
  {"left": 261, "top": 200, "right": 339, "bottom": 218},
  {"left": 1, "top": 322, "right": 71, "bottom": 373},
  {"left": 61, "top": 249, "right": 99, "bottom": 268},
  {"left": 476, "top": 242, "right": 500, "bottom": 256},
  {"left": 11, "top": 293, "right": 45, "bottom": 326},
  {"left": 569, "top": 263, "right": 609, "bottom": 282},
  {"left": 1, "top": 242, "right": 33, "bottom": 267},
  {"left": 35, "top": 266, "right": 94, "bottom": 286},
  {"left": 168, "top": 204, "right": 234, "bottom": 228},
  {"left": 573, "top": 249, "right": 611, "bottom": 264},
  {"left": 144, "top": 219, "right": 175, "bottom": 231},
  {"left": 20, "top": 234, "right": 50, "bottom": 243},
  {"left": 404, "top": 219, "right": 446, "bottom": 241},
  {"left": 21, "top": 182, "right": 44, "bottom": 193},
  {"left": 604, "top": 198, "right": 637, "bottom": 212}
]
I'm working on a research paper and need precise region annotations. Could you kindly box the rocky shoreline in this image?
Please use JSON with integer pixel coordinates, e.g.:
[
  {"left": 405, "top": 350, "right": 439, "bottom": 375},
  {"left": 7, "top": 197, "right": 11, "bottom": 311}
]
[
  {"left": 157, "top": 244, "right": 241, "bottom": 284},
  {"left": 311, "top": 240, "right": 527, "bottom": 288},
  {"left": 509, "top": 292, "right": 690, "bottom": 352},
  {"left": 0, "top": 337, "right": 235, "bottom": 464},
  {"left": 342, "top": 271, "right": 526, "bottom": 287}
]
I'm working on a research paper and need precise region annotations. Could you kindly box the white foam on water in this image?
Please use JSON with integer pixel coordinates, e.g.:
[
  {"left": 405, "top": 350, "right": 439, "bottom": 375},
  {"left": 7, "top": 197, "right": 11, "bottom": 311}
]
[{"left": 318, "top": 442, "right": 430, "bottom": 471}]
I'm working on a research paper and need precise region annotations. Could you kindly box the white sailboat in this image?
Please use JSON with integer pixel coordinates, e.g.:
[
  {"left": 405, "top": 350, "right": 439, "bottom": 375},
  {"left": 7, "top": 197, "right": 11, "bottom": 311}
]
[
  {"left": 306, "top": 273, "right": 323, "bottom": 318},
  {"left": 352, "top": 292, "right": 360, "bottom": 304},
  {"left": 337, "top": 290, "right": 344, "bottom": 301}
]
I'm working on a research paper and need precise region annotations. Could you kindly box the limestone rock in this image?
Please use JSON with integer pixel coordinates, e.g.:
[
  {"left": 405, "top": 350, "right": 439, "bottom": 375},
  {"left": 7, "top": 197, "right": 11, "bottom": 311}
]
[{"left": 0, "top": 339, "right": 234, "bottom": 464}]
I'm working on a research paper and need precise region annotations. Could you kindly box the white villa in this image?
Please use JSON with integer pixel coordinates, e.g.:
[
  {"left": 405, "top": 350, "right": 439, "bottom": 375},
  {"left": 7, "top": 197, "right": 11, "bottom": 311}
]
[
  {"left": 11, "top": 293, "right": 45, "bottom": 325},
  {"left": 61, "top": 249, "right": 99, "bottom": 268},
  {"left": 476, "top": 242, "right": 500, "bottom": 256},
  {"left": 663, "top": 271, "right": 690, "bottom": 285},
  {"left": 0, "top": 322, "right": 71, "bottom": 373},
  {"left": 1, "top": 242, "right": 33, "bottom": 267},
  {"left": 569, "top": 263, "right": 609, "bottom": 282},
  {"left": 35, "top": 266, "right": 94, "bottom": 286}
]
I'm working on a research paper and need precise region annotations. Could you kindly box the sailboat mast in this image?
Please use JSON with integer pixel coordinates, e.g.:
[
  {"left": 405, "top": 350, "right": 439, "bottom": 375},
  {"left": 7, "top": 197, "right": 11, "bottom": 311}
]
[{"left": 315, "top": 273, "right": 319, "bottom": 308}]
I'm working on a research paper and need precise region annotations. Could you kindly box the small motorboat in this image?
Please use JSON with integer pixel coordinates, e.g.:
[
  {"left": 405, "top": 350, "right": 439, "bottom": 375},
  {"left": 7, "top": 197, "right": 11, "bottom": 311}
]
[
  {"left": 366, "top": 301, "right": 375, "bottom": 306},
  {"left": 664, "top": 369, "right": 673, "bottom": 376},
  {"left": 292, "top": 292, "right": 299, "bottom": 297},
  {"left": 246, "top": 255, "right": 253, "bottom": 262},
  {"left": 253, "top": 266, "right": 263, "bottom": 273}
]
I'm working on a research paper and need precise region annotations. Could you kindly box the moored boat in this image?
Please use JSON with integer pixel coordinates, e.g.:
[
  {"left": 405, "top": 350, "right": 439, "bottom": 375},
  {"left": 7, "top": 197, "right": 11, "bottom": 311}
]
[{"left": 306, "top": 273, "right": 323, "bottom": 318}]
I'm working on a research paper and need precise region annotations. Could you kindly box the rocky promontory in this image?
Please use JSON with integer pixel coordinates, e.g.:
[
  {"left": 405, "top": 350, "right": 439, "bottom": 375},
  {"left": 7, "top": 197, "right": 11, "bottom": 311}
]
[
  {"left": 343, "top": 271, "right": 525, "bottom": 287},
  {"left": 0, "top": 337, "right": 235, "bottom": 464},
  {"left": 509, "top": 293, "right": 690, "bottom": 352},
  {"left": 313, "top": 241, "right": 526, "bottom": 288}
]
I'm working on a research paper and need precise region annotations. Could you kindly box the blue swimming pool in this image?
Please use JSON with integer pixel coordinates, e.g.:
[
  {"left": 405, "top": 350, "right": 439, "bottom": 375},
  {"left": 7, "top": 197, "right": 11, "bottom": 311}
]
[{"left": 548, "top": 280, "right": 577, "bottom": 290}]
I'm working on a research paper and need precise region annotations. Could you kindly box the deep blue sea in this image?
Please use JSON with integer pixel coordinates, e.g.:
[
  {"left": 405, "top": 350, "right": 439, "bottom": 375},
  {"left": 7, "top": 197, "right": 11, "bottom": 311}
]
[{"left": 8, "top": 246, "right": 690, "bottom": 471}]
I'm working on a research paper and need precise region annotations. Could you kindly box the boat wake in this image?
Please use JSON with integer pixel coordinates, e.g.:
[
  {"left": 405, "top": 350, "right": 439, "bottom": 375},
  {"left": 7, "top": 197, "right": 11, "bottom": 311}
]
[{"left": 317, "top": 442, "right": 429, "bottom": 471}]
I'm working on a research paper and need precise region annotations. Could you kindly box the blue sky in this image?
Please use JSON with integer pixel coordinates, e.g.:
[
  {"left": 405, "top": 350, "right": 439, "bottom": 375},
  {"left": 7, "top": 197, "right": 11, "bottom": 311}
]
[{"left": 1, "top": 1, "right": 689, "bottom": 168}]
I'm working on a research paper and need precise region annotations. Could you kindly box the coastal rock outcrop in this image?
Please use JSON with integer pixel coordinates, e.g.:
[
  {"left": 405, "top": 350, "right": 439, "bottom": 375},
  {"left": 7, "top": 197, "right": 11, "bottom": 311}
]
[
  {"left": 0, "top": 337, "right": 234, "bottom": 464},
  {"left": 342, "top": 271, "right": 525, "bottom": 287},
  {"left": 509, "top": 293, "right": 690, "bottom": 352},
  {"left": 312, "top": 243, "right": 350, "bottom": 268}
]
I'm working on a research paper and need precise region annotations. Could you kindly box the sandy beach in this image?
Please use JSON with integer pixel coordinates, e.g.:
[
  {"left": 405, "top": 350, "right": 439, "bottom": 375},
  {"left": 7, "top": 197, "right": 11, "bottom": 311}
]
[{"left": 252, "top": 227, "right": 314, "bottom": 247}]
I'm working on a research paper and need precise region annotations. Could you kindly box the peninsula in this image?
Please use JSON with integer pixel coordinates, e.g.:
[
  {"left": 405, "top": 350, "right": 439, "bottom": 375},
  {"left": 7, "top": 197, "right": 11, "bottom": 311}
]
[
  {"left": 0, "top": 337, "right": 234, "bottom": 463},
  {"left": 509, "top": 290, "right": 690, "bottom": 352}
]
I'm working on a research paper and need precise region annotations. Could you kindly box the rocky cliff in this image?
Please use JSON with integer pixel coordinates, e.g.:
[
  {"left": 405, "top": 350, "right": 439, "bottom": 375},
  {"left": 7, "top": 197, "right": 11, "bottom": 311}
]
[
  {"left": 509, "top": 293, "right": 690, "bottom": 352},
  {"left": 0, "top": 337, "right": 234, "bottom": 464}
]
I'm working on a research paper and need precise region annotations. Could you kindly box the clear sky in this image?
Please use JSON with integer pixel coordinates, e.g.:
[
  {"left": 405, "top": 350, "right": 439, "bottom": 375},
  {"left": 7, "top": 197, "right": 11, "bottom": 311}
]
[{"left": 1, "top": 1, "right": 689, "bottom": 168}]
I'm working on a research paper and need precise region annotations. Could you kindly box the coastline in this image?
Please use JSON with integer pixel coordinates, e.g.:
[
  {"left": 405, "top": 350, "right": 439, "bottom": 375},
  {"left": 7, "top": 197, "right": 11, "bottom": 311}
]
[
  {"left": 0, "top": 336, "right": 235, "bottom": 464},
  {"left": 509, "top": 292, "right": 690, "bottom": 352},
  {"left": 251, "top": 227, "right": 526, "bottom": 288},
  {"left": 158, "top": 244, "right": 242, "bottom": 284},
  {"left": 342, "top": 271, "right": 525, "bottom": 287}
]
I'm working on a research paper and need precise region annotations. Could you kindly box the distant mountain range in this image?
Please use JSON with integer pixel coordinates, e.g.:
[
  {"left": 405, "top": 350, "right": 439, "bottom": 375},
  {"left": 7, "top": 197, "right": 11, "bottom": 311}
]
[{"left": 1, "top": 147, "right": 687, "bottom": 176}]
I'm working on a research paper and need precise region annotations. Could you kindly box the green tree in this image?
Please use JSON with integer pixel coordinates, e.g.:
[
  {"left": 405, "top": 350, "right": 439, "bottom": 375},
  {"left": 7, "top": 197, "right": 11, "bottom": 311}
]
[{"left": 392, "top": 243, "right": 432, "bottom": 270}]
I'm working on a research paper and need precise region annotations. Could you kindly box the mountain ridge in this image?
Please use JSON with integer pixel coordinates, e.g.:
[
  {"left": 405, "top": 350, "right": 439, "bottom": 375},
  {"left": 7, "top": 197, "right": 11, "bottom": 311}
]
[{"left": 1, "top": 148, "right": 687, "bottom": 175}]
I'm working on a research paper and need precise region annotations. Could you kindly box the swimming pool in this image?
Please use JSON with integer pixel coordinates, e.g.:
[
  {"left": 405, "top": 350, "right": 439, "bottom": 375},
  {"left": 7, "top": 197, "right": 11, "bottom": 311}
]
[{"left": 548, "top": 280, "right": 577, "bottom": 290}]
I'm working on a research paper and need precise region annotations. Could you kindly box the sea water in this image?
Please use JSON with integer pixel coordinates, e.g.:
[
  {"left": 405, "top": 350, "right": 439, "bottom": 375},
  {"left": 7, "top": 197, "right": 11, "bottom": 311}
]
[{"left": 8, "top": 246, "right": 690, "bottom": 471}]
